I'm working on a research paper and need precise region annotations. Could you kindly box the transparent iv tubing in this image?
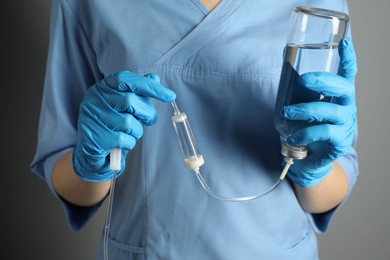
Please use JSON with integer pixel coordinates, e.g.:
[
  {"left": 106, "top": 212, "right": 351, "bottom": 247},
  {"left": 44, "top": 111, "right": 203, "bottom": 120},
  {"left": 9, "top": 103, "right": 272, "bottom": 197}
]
[
  {"left": 171, "top": 101, "right": 295, "bottom": 202},
  {"left": 103, "top": 148, "right": 122, "bottom": 260},
  {"left": 103, "top": 170, "right": 117, "bottom": 260},
  {"left": 193, "top": 157, "right": 293, "bottom": 202}
]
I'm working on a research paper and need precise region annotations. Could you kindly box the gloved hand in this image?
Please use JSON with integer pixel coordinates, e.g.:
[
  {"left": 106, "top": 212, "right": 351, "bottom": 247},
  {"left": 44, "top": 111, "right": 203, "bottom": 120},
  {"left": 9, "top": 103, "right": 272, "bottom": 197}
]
[
  {"left": 73, "top": 71, "right": 176, "bottom": 182},
  {"left": 282, "top": 37, "right": 357, "bottom": 187}
]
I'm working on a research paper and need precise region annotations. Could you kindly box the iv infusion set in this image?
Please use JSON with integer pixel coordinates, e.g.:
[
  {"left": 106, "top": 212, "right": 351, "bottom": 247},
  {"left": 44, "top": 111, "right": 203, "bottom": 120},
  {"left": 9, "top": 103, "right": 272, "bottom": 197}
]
[
  {"left": 102, "top": 6, "right": 349, "bottom": 260},
  {"left": 167, "top": 6, "right": 348, "bottom": 202}
]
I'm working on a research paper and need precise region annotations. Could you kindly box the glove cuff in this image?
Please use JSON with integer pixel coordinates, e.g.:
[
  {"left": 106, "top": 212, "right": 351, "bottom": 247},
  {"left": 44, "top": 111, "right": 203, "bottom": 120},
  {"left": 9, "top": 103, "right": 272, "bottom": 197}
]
[
  {"left": 72, "top": 147, "right": 124, "bottom": 182},
  {"left": 287, "top": 164, "right": 332, "bottom": 188}
]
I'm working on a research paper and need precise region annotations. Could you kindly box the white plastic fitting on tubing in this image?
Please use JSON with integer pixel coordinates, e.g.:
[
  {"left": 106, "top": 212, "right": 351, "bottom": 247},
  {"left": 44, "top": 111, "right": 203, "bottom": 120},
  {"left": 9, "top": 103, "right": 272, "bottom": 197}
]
[{"left": 110, "top": 148, "right": 122, "bottom": 171}]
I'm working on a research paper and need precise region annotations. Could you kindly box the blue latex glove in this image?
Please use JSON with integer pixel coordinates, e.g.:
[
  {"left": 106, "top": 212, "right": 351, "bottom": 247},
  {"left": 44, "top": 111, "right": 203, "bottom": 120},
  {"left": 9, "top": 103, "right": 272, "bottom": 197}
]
[
  {"left": 73, "top": 71, "right": 176, "bottom": 182},
  {"left": 282, "top": 37, "right": 357, "bottom": 187}
]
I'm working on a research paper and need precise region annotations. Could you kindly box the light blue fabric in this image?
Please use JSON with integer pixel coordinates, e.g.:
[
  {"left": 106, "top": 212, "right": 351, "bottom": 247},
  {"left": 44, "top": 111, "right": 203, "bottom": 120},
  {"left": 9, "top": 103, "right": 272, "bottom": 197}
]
[{"left": 30, "top": 0, "right": 358, "bottom": 259}]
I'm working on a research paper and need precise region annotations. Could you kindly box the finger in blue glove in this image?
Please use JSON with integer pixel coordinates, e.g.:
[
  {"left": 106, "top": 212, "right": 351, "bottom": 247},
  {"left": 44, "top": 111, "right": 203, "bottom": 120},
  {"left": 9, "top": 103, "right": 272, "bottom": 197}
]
[{"left": 73, "top": 71, "right": 176, "bottom": 182}]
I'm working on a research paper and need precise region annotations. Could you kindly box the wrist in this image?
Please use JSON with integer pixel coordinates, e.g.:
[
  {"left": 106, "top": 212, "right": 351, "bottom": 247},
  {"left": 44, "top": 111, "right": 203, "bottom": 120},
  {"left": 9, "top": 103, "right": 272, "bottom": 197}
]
[
  {"left": 52, "top": 151, "right": 112, "bottom": 207},
  {"left": 288, "top": 163, "right": 332, "bottom": 188},
  {"left": 292, "top": 163, "right": 349, "bottom": 213},
  {"left": 72, "top": 146, "right": 115, "bottom": 182}
]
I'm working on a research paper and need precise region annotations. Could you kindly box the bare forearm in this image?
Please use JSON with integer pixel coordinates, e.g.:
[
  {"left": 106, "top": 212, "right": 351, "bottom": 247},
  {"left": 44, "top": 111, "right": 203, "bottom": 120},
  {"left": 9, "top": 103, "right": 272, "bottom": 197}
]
[
  {"left": 293, "top": 162, "right": 348, "bottom": 213},
  {"left": 52, "top": 151, "right": 111, "bottom": 207}
]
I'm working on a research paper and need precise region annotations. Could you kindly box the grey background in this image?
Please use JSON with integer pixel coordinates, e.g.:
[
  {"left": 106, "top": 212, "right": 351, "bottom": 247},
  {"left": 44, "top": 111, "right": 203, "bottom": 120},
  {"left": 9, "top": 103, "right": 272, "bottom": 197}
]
[{"left": 3, "top": 0, "right": 389, "bottom": 259}]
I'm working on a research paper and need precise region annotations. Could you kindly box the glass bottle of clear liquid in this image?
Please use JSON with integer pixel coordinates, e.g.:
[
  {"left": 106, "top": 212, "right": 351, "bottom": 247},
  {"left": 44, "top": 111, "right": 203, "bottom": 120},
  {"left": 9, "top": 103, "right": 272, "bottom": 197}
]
[{"left": 274, "top": 6, "right": 349, "bottom": 160}]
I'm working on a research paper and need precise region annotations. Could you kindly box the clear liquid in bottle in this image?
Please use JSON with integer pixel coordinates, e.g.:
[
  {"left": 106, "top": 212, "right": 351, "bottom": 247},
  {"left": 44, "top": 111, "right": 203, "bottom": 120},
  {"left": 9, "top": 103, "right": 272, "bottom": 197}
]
[{"left": 274, "top": 43, "right": 339, "bottom": 158}]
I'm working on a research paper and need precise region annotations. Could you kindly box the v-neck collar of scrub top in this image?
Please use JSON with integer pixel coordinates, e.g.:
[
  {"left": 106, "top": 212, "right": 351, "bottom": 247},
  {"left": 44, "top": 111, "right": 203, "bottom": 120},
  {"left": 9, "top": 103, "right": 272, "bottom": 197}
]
[
  {"left": 192, "top": 0, "right": 222, "bottom": 14},
  {"left": 153, "top": 0, "right": 243, "bottom": 65}
]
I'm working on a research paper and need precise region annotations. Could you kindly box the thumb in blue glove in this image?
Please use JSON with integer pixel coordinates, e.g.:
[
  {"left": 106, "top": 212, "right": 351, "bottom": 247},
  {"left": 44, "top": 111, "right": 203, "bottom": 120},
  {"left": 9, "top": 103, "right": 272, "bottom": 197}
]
[
  {"left": 73, "top": 71, "right": 176, "bottom": 182},
  {"left": 282, "top": 37, "right": 358, "bottom": 187}
]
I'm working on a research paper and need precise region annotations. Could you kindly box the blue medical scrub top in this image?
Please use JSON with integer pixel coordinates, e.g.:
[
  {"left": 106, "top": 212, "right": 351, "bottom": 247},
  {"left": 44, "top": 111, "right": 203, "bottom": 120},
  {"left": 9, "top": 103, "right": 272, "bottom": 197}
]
[{"left": 31, "top": 0, "right": 358, "bottom": 259}]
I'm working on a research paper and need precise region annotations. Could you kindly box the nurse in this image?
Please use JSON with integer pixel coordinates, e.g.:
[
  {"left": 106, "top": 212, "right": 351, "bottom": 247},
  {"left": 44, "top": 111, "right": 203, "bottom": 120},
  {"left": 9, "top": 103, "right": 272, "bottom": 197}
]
[{"left": 31, "top": 0, "right": 358, "bottom": 259}]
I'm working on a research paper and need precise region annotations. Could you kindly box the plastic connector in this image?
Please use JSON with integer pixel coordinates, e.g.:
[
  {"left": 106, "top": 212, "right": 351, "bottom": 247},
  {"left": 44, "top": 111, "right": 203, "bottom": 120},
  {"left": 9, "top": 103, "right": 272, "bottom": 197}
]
[{"left": 110, "top": 148, "right": 121, "bottom": 171}]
